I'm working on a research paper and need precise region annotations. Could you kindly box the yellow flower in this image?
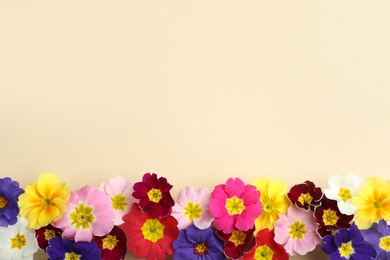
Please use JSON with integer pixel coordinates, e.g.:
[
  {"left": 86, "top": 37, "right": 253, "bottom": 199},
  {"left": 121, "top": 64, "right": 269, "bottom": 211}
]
[
  {"left": 18, "top": 173, "right": 70, "bottom": 229},
  {"left": 252, "top": 177, "right": 291, "bottom": 233},
  {"left": 352, "top": 177, "right": 390, "bottom": 229}
]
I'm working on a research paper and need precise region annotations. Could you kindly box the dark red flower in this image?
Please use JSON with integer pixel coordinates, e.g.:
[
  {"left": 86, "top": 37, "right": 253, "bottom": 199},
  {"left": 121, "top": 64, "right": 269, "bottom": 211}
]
[
  {"left": 35, "top": 224, "right": 63, "bottom": 251},
  {"left": 93, "top": 226, "right": 127, "bottom": 260},
  {"left": 121, "top": 203, "right": 179, "bottom": 260},
  {"left": 287, "top": 180, "right": 322, "bottom": 211},
  {"left": 216, "top": 228, "right": 256, "bottom": 260},
  {"left": 132, "top": 173, "right": 174, "bottom": 218},
  {"left": 314, "top": 195, "right": 354, "bottom": 238},
  {"left": 241, "top": 228, "right": 288, "bottom": 260}
]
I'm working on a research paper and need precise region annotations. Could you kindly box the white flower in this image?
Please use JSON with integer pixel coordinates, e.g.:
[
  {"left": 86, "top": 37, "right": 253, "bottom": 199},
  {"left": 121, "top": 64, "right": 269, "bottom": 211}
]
[
  {"left": 0, "top": 216, "right": 38, "bottom": 260},
  {"left": 324, "top": 173, "right": 364, "bottom": 215}
]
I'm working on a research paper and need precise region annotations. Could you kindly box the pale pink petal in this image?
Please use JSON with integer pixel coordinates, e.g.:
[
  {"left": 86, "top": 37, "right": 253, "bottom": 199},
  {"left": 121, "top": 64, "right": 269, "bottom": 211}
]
[
  {"left": 274, "top": 214, "right": 290, "bottom": 245},
  {"left": 193, "top": 210, "right": 214, "bottom": 229},
  {"left": 74, "top": 228, "right": 93, "bottom": 242},
  {"left": 283, "top": 237, "right": 296, "bottom": 255},
  {"left": 293, "top": 238, "right": 310, "bottom": 255},
  {"left": 73, "top": 185, "right": 94, "bottom": 201},
  {"left": 175, "top": 188, "right": 190, "bottom": 207},
  {"left": 62, "top": 226, "right": 77, "bottom": 240},
  {"left": 85, "top": 189, "right": 110, "bottom": 206}
]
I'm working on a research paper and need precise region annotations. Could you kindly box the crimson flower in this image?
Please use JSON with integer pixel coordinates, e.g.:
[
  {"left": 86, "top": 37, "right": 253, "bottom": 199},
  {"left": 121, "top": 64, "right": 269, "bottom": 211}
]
[
  {"left": 121, "top": 203, "right": 179, "bottom": 260},
  {"left": 93, "top": 225, "right": 127, "bottom": 260},
  {"left": 241, "top": 228, "right": 288, "bottom": 260},
  {"left": 35, "top": 224, "right": 63, "bottom": 251},
  {"left": 287, "top": 180, "right": 322, "bottom": 211},
  {"left": 314, "top": 195, "right": 354, "bottom": 238},
  {"left": 132, "top": 173, "right": 175, "bottom": 218},
  {"left": 216, "top": 228, "right": 256, "bottom": 260}
]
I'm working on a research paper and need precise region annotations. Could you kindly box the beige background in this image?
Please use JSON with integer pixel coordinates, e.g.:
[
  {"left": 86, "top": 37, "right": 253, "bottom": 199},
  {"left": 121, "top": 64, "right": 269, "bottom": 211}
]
[{"left": 1, "top": 1, "right": 390, "bottom": 259}]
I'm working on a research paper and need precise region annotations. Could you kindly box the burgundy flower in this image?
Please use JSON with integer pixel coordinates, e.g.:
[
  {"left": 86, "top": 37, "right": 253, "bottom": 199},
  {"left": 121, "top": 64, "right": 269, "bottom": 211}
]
[
  {"left": 35, "top": 224, "right": 63, "bottom": 251},
  {"left": 93, "top": 226, "right": 127, "bottom": 260},
  {"left": 216, "top": 227, "right": 256, "bottom": 260},
  {"left": 314, "top": 195, "right": 353, "bottom": 238},
  {"left": 287, "top": 180, "right": 322, "bottom": 211},
  {"left": 132, "top": 173, "right": 174, "bottom": 218}
]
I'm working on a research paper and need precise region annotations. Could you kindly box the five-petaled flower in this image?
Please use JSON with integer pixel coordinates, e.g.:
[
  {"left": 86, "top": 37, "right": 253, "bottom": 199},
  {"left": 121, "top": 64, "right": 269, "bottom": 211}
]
[
  {"left": 46, "top": 236, "right": 101, "bottom": 260},
  {"left": 35, "top": 224, "right": 63, "bottom": 251},
  {"left": 361, "top": 219, "right": 390, "bottom": 259},
  {"left": 287, "top": 180, "right": 322, "bottom": 211},
  {"left": 0, "top": 177, "right": 24, "bottom": 227},
  {"left": 216, "top": 227, "right": 256, "bottom": 260},
  {"left": 210, "top": 178, "right": 262, "bottom": 233},
  {"left": 93, "top": 225, "right": 127, "bottom": 260}
]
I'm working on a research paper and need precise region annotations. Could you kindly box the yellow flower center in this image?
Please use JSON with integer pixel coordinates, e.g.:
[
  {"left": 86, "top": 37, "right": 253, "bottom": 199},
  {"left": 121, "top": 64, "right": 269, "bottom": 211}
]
[
  {"left": 339, "top": 241, "right": 354, "bottom": 258},
  {"left": 289, "top": 221, "right": 307, "bottom": 240},
  {"left": 194, "top": 242, "right": 209, "bottom": 256},
  {"left": 322, "top": 209, "right": 339, "bottom": 226},
  {"left": 102, "top": 234, "right": 119, "bottom": 250},
  {"left": 298, "top": 193, "right": 313, "bottom": 206},
  {"left": 379, "top": 236, "right": 390, "bottom": 251},
  {"left": 229, "top": 230, "right": 247, "bottom": 246},
  {"left": 65, "top": 252, "right": 81, "bottom": 260},
  {"left": 0, "top": 196, "right": 8, "bottom": 209},
  {"left": 184, "top": 202, "right": 202, "bottom": 221},
  {"left": 263, "top": 202, "right": 274, "bottom": 213},
  {"left": 44, "top": 229, "right": 56, "bottom": 240},
  {"left": 11, "top": 233, "right": 26, "bottom": 250},
  {"left": 254, "top": 245, "right": 274, "bottom": 260},
  {"left": 110, "top": 194, "right": 127, "bottom": 211},
  {"left": 147, "top": 188, "right": 163, "bottom": 203},
  {"left": 70, "top": 203, "right": 95, "bottom": 229},
  {"left": 338, "top": 187, "right": 352, "bottom": 202},
  {"left": 225, "top": 196, "right": 245, "bottom": 215},
  {"left": 141, "top": 219, "right": 165, "bottom": 243}
]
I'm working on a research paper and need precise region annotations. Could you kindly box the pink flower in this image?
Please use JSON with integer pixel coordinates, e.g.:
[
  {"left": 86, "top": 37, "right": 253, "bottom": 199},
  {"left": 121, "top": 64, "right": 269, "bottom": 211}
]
[
  {"left": 171, "top": 186, "right": 214, "bottom": 230},
  {"left": 99, "top": 176, "right": 137, "bottom": 225},
  {"left": 53, "top": 185, "right": 115, "bottom": 242},
  {"left": 274, "top": 205, "right": 321, "bottom": 255},
  {"left": 209, "top": 178, "right": 262, "bottom": 233}
]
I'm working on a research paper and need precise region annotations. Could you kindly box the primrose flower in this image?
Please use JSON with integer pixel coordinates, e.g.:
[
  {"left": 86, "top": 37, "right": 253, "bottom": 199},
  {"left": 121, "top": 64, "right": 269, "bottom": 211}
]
[
  {"left": 251, "top": 177, "right": 290, "bottom": 233},
  {"left": 352, "top": 176, "right": 390, "bottom": 229},
  {"left": 287, "top": 180, "right": 322, "bottom": 211},
  {"left": 121, "top": 203, "right": 179, "bottom": 260},
  {"left": 47, "top": 236, "right": 101, "bottom": 260},
  {"left": 35, "top": 224, "right": 63, "bottom": 251},
  {"left": 93, "top": 225, "right": 127, "bottom": 260},
  {"left": 171, "top": 186, "right": 214, "bottom": 230},
  {"left": 53, "top": 184, "right": 115, "bottom": 242},
  {"left": 0, "top": 177, "right": 24, "bottom": 227},
  {"left": 0, "top": 216, "right": 38, "bottom": 260},
  {"left": 18, "top": 172, "right": 70, "bottom": 229},
  {"left": 100, "top": 176, "right": 137, "bottom": 225},
  {"left": 172, "top": 224, "right": 225, "bottom": 260},
  {"left": 324, "top": 173, "right": 364, "bottom": 215},
  {"left": 216, "top": 227, "right": 256, "bottom": 260},
  {"left": 321, "top": 222, "right": 376, "bottom": 260},
  {"left": 241, "top": 228, "right": 288, "bottom": 260},
  {"left": 274, "top": 205, "right": 321, "bottom": 255},
  {"left": 132, "top": 173, "right": 175, "bottom": 218},
  {"left": 210, "top": 178, "right": 262, "bottom": 233},
  {"left": 361, "top": 219, "right": 390, "bottom": 259}
]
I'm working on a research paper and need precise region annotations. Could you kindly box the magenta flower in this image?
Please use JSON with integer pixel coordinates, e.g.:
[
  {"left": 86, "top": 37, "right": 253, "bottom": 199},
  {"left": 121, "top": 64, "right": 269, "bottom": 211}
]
[
  {"left": 274, "top": 205, "right": 321, "bottom": 255},
  {"left": 53, "top": 185, "right": 115, "bottom": 242},
  {"left": 209, "top": 178, "right": 262, "bottom": 233},
  {"left": 132, "top": 173, "right": 175, "bottom": 218},
  {"left": 171, "top": 186, "right": 214, "bottom": 230},
  {"left": 99, "top": 176, "right": 137, "bottom": 225}
]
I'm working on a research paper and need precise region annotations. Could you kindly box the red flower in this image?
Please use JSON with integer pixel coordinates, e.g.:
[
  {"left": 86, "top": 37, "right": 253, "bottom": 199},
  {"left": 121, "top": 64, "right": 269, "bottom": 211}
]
[
  {"left": 121, "top": 203, "right": 179, "bottom": 260},
  {"left": 35, "top": 224, "right": 63, "bottom": 251},
  {"left": 93, "top": 226, "right": 127, "bottom": 260},
  {"left": 314, "top": 195, "right": 353, "bottom": 238},
  {"left": 132, "top": 173, "right": 175, "bottom": 217},
  {"left": 241, "top": 228, "right": 288, "bottom": 260},
  {"left": 287, "top": 180, "right": 322, "bottom": 211},
  {"left": 216, "top": 228, "right": 256, "bottom": 260}
]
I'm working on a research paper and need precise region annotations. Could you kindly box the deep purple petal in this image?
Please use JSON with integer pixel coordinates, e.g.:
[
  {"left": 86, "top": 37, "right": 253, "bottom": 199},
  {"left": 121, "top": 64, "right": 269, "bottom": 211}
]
[{"left": 321, "top": 235, "right": 337, "bottom": 255}]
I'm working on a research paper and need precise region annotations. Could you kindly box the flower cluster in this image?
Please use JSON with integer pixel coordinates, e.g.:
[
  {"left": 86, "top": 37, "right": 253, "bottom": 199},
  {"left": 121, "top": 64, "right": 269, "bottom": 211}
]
[{"left": 1, "top": 172, "right": 389, "bottom": 259}]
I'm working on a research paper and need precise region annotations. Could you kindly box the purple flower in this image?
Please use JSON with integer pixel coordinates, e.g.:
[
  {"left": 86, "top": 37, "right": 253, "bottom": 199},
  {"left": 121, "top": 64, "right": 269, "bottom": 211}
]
[
  {"left": 321, "top": 222, "right": 376, "bottom": 260},
  {"left": 0, "top": 177, "right": 24, "bottom": 227},
  {"left": 47, "top": 236, "right": 101, "bottom": 260},
  {"left": 172, "top": 224, "right": 225, "bottom": 260},
  {"left": 361, "top": 219, "right": 390, "bottom": 260}
]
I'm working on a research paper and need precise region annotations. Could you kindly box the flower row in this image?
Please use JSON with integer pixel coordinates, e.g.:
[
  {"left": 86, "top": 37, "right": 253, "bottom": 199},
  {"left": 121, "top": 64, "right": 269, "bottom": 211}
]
[{"left": 0, "top": 172, "right": 389, "bottom": 259}]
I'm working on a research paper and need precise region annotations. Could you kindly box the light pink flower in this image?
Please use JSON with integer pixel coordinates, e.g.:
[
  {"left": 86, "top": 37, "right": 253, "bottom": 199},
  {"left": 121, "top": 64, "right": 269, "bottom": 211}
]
[
  {"left": 53, "top": 185, "right": 115, "bottom": 242},
  {"left": 99, "top": 176, "right": 137, "bottom": 225},
  {"left": 171, "top": 186, "right": 214, "bottom": 229},
  {"left": 274, "top": 205, "right": 321, "bottom": 256},
  {"left": 209, "top": 178, "right": 262, "bottom": 233}
]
